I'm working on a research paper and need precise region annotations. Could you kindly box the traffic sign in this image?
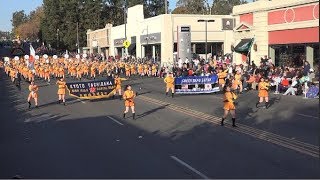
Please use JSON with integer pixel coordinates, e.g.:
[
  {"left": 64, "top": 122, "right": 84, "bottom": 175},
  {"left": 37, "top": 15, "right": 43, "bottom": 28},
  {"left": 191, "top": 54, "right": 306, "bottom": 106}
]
[{"left": 123, "top": 40, "right": 131, "bottom": 48}]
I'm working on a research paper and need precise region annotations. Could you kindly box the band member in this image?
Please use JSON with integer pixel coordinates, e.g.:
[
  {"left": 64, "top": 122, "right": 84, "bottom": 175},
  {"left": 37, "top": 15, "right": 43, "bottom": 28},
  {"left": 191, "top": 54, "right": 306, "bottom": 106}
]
[
  {"left": 56, "top": 78, "right": 67, "bottom": 105},
  {"left": 221, "top": 85, "right": 237, "bottom": 127},
  {"left": 113, "top": 74, "right": 122, "bottom": 100},
  {"left": 217, "top": 68, "right": 227, "bottom": 88},
  {"left": 151, "top": 64, "right": 157, "bottom": 77},
  {"left": 256, "top": 77, "right": 270, "bottom": 108},
  {"left": 164, "top": 72, "right": 175, "bottom": 98},
  {"left": 233, "top": 71, "right": 243, "bottom": 93},
  {"left": 27, "top": 81, "right": 39, "bottom": 109},
  {"left": 123, "top": 85, "right": 136, "bottom": 119},
  {"left": 125, "top": 64, "right": 131, "bottom": 77}
]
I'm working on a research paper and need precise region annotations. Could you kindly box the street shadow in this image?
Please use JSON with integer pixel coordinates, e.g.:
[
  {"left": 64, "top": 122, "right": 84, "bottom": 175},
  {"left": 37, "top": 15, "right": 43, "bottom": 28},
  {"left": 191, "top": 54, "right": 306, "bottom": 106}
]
[
  {"left": 135, "top": 91, "right": 152, "bottom": 96},
  {"left": 135, "top": 104, "right": 170, "bottom": 120}
]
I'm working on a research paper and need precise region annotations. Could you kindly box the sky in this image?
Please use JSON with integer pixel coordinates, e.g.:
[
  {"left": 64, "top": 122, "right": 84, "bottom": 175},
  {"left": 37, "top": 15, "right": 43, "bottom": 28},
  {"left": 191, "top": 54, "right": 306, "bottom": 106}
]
[
  {"left": 0, "top": 0, "right": 43, "bottom": 31},
  {"left": 0, "top": 0, "right": 251, "bottom": 32}
]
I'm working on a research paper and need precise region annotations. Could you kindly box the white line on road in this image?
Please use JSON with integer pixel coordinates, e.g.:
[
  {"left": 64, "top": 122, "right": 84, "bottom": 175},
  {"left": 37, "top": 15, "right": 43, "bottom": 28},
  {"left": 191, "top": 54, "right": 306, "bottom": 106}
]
[
  {"left": 77, "top": 99, "right": 86, "bottom": 104},
  {"left": 296, "top": 113, "right": 318, "bottom": 119},
  {"left": 107, "top": 116, "right": 124, "bottom": 126},
  {"left": 170, "top": 156, "right": 209, "bottom": 179},
  {"left": 25, "top": 114, "right": 57, "bottom": 123}
]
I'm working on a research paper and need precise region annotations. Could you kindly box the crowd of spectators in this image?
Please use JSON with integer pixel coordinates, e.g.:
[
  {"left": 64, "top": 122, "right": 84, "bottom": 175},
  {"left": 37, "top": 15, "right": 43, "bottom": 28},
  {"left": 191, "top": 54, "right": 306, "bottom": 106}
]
[{"left": 159, "top": 54, "right": 319, "bottom": 99}]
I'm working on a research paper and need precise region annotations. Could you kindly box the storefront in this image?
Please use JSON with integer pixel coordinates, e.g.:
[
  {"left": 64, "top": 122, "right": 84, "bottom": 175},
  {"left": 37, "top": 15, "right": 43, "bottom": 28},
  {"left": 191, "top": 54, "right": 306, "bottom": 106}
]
[
  {"left": 270, "top": 43, "right": 319, "bottom": 67},
  {"left": 88, "top": 5, "right": 234, "bottom": 66},
  {"left": 232, "top": 0, "right": 319, "bottom": 67}
]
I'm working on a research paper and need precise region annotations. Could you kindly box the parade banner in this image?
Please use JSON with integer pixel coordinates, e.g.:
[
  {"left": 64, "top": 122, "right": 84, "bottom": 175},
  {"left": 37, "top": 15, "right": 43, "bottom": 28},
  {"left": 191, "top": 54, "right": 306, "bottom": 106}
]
[
  {"left": 174, "top": 75, "right": 220, "bottom": 94},
  {"left": 66, "top": 78, "right": 116, "bottom": 99}
]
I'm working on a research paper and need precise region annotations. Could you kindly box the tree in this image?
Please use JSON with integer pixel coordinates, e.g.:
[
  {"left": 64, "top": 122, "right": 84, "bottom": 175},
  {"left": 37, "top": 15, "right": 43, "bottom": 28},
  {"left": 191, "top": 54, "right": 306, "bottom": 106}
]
[
  {"left": 171, "top": 6, "right": 189, "bottom": 14},
  {"left": 174, "top": 0, "right": 207, "bottom": 14},
  {"left": 211, "top": 0, "right": 247, "bottom": 15},
  {"left": 39, "top": 0, "right": 169, "bottom": 51},
  {"left": 144, "top": 0, "right": 169, "bottom": 17},
  {"left": 12, "top": 7, "right": 44, "bottom": 41},
  {"left": 11, "top": 10, "right": 28, "bottom": 37}
]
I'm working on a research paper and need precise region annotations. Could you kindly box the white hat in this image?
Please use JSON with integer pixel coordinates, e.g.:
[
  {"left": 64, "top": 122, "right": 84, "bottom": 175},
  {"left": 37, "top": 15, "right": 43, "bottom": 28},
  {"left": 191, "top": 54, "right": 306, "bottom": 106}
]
[{"left": 309, "top": 68, "right": 314, "bottom": 72}]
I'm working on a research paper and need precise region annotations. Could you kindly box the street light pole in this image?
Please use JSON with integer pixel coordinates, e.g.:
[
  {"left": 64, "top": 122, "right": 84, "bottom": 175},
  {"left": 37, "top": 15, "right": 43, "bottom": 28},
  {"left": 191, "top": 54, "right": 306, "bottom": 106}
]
[
  {"left": 76, "top": 4, "right": 83, "bottom": 54},
  {"left": 56, "top": 28, "right": 59, "bottom": 50},
  {"left": 205, "top": 21, "right": 207, "bottom": 61},
  {"left": 198, "top": 19, "right": 215, "bottom": 61},
  {"left": 123, "top": 0, "right": 128, "bottom": 56},
  {"left": 77, "top": 22, "right": 79, "bottom": 54}
]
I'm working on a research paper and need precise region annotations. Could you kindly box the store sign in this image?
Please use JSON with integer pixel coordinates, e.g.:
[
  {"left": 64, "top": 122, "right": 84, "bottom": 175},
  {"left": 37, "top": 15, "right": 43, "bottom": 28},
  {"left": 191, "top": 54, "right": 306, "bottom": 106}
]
[
  {"left": 114, "top": 38, "right": 126, "bottom": 46},
  {"left": 140, "top": 32, "right": 161, "bottom": 44},
  {"left": 181, "top": 26, "right": 190, "bottom": 32},
  {"left": 222, "top": 18, "right": 235, "bottom": 30}
]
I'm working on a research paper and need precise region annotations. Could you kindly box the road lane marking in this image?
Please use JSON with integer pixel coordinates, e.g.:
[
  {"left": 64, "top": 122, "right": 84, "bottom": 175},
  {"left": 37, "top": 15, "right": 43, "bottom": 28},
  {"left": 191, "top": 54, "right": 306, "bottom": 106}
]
[
  {"left": 296, "top": 113, "right": 318, "bottom": 119},
  {"left": 77, "top": 99, "right": 86, "bottom": 104},
  {"left": 170, "top": 156, "right": 209, "bottom": 179},
  {"left": 107, "top": 116, "right": 124, "bottom": 126},
  {"left": 138, "top": 95, "right": 319, "bottom": 158},
  {"left": 25, "top": 114, "right": 58, "bottom": 123}
]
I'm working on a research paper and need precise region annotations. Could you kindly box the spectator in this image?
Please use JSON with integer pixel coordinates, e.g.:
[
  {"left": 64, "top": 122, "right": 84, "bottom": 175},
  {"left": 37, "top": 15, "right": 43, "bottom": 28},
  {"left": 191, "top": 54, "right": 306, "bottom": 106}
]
[{"left": 283, "top": 76, "right": 299, "bottom": 95}]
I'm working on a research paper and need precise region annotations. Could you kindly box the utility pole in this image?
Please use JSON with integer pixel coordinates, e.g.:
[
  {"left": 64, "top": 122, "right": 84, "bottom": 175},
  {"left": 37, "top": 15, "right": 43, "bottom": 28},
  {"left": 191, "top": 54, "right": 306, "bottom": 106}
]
[
  {"left": 165, "top": 0, "right": 168, "bottom": 14},
  {"left": 124, "top": 0, "right": 127, "bottom": 56}
]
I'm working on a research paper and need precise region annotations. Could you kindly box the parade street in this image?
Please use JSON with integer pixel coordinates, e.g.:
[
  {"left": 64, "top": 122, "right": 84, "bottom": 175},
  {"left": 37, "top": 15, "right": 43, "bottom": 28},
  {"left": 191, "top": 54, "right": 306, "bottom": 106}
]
[{"left": 0, "top": 70, "right": 319, "bottom": 179}]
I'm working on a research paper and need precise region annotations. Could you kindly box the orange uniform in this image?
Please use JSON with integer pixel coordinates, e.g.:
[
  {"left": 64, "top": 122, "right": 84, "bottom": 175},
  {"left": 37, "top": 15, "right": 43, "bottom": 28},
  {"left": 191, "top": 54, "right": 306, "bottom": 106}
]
[
  {"left": 218, "top": 71, "right": 227, "bottom": 85},
  {"left": 151, "top": 65, "right": 157, "bottom": 75},
  {"left": 138, "top": 64, "right": 143, "bottom": 74},
  {"left": 57, "top": 80, "right": 66, "bottom": 95},
  {"left": 123, "top": 90, "right": 135, "bottom": 107},
  {"left": 125, "top": 65, "right": 130, "bottom": 76},
  {"left": 115, "top": 77, "right": 122, "bottom": 90},
  {"left": 223, "top": 91, "right": 237, "bottom": 111},
  {"left": 258, "top": 82, "right": 269, "bottom": 97},
  {"left": 164, "top": 76, "right": 175, "bottom": 88}
]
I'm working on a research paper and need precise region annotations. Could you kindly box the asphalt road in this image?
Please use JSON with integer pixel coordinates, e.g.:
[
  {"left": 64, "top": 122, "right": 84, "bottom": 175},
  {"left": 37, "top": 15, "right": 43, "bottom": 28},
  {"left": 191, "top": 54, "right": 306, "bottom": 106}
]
[{"left": 0, "top": 70, "right": 319, "bottom": 178}]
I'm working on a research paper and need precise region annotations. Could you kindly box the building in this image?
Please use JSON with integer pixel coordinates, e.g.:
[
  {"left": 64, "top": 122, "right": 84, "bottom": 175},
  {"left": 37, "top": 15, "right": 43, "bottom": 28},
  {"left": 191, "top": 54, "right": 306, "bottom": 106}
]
[
  {"left": 232, "top": 0, "right": 319, "bottom": 68},
  {"left": 85, "top": 5, "right": 235, "bottom": 66},
  {"left": 85, "top": 24, "right": 112, "bottom": 56}
]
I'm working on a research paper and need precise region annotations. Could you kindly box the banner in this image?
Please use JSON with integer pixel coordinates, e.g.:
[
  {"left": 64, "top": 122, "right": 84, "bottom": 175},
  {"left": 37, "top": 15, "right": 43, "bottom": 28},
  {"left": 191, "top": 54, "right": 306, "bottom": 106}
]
[
  {"left": 66, "top": 79, "right": 116, "bottom": 99},
  {"left": 174, "top": 75, "right": 220, "bottom": 94}
]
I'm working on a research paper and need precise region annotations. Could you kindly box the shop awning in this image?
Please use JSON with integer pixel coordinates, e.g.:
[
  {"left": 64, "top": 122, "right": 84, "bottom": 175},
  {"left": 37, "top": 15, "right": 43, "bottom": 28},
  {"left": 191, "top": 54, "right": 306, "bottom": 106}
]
[
  {"left": 234, "top": 38, "right": 254, "bottom": 53},
  {"left": 128, "top": 43, "right": 136, "bottom": 52}
]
